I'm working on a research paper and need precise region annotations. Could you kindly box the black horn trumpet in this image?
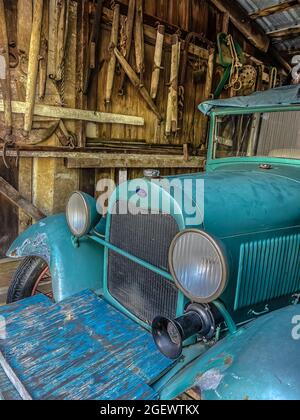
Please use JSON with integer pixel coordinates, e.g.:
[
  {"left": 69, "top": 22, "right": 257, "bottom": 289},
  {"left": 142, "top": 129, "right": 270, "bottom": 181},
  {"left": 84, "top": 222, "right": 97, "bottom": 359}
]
[{"left": 152, "top": 304, "right": 216, "bottom": 360}]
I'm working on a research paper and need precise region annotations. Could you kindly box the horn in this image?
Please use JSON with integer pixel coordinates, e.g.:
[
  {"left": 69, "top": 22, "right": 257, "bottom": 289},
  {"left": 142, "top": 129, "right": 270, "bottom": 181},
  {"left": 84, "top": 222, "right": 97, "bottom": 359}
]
[{"left": 152, "top": 304, "right": 215, "bottom": 360}]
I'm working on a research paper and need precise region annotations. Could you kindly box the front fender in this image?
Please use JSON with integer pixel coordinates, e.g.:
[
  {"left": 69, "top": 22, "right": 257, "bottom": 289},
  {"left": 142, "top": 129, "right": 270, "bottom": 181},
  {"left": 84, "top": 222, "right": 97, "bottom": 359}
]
[
  {"left": 7, "top": 215, "right": 104, "bottom": 302},
  {"left": 161, "top": 304, "right": 300, "bottom": 400}
]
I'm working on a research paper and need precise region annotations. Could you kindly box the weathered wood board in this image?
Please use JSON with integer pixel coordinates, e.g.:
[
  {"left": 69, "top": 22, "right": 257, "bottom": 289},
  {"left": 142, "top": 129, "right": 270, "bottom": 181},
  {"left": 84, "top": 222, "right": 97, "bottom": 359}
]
[{"left": 0, "top": 290, "right": 174, "bottom": 400}]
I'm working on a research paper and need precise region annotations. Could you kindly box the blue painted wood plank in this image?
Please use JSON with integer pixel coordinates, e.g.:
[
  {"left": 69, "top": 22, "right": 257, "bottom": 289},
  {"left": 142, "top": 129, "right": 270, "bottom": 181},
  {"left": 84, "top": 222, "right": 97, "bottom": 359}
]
[
  {"left": 0, "top": 291, "right": 173, "bottom": 400},
  {"left": 0, "top": 362, "right": 21, "bottom": 400}
]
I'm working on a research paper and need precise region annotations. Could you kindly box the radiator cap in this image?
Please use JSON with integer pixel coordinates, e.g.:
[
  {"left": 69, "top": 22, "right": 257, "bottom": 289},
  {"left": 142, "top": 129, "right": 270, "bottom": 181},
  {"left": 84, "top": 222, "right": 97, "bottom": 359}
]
[{"left": 144, "top": 169, "right": 161, "bottom": 179}]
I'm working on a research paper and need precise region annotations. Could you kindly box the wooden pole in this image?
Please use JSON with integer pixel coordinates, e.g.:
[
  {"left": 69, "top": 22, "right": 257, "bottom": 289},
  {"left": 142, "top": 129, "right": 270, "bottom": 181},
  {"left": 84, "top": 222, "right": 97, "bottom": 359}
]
[
  {"left": 119, "top": 0, "right": 135, "bottom": 95},
  {"left": 0, "top": 99, "right": 145, "bottom": 126},
  {"left": 83, "top": 0, "right": 103, "bottom": 94},
  {"left": 114, "top": 47, "right": 162, "bottom": 121},
  {"left": 202, "top": 47, "right": 215, "bottom": 143},
  {"left": 166, "top": 35, "right": 180, "bottom": 135},
  {"left": 150, "top": 25, "right": 165, "bottom": 100},
  {"left": 134, "top": 0, "right": 145, "bottom": 83},
  {"left": 0, "top": 0, "right": 12, "bottom": 135},
  {"left": 55, "top": 0, "right": 69, "bottom": 81},
  {"left": 23, "top": 0, "right": 44, "bottom": 135},
  {"left": 0, "top": 176, "right": 46, "bottom": 221},
  {"left": 17, "top": 0, "right": 33, "bottom": 55},
  {"left": 105, "top": 4, "right": 120, "bottom": 104}
]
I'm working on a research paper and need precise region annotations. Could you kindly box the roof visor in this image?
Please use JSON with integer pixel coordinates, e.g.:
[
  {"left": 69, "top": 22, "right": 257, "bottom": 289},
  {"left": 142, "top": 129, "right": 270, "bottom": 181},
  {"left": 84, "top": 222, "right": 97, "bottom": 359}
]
[{"left": 199, "top": 85, "right": 300, "bottom": 115}]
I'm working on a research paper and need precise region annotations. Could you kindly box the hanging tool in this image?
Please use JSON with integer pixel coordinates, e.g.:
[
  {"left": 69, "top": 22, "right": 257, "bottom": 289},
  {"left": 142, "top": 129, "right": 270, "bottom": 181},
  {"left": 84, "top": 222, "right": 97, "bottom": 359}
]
[
  {"left": 23, "top": 0, "right": 44, "bottom": 136},
  {"left": 114, "top": 47, "right": 162, "bottom": 121},
  {"left": 25, "top": 119, "right": 60, "bottom": 146},
  {"left": 55, "top": 120, "right": 76, "bottom": 148},
  {"left": 134, "top": 0, "right": 145, "bottom": 85},
  {"left": 166, "top": 35, "right": 180, "bottom": 135},
  {"left": 0, "top": 0, "right": 14, "bottom": 168},
  {"left": 119, "top": 0, "right": 136, "bottom": 95},
  {"left": 39, "top": 1, "right": 49, "bottom": 101},
  {"left": 55, "top": 0, "right": 69, "bottom": 82},
  {"left": 49, "top": 0, "right": 70, "bottom": 105},
  {"left": 269, "top": 67, "right": 278, "bottom": 89},
  {"left": 0, "top": 0, "right": 12, "bottom": 136},
  {"left": 179, "top": 32, "right": 208, "bottom": 121},
  {"left": 105, "top": 3, "right": 120, "bottom": 105},
  {"left": 239, "top": 65, "right": 257, "bottom": 95},
  {"left": 214, "top": 33, "right": 244, "bottom": 98},
  {"left": 150, "top": 25, "right": 165, "bottom": 100},
  {"left": 225, "top": 34, "right": 243, "bottom": 91},
  {"left": 83, "top": 0, "right": 104, "bottom": 94}
]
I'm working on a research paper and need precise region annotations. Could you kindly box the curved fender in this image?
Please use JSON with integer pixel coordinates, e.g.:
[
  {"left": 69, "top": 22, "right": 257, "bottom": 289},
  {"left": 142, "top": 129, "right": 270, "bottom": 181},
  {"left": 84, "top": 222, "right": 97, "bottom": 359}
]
[
  {"left": 161, "top": 304, "right": 300, "bottom": 400},
  {"left": 7, "top": 215, "right": 104, "bottom": 302}
]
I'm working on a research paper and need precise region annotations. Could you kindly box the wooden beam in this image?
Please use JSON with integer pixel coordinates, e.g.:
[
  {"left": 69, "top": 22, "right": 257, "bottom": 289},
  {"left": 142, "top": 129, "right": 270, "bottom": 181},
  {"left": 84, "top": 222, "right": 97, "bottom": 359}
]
[
  {"left": 67, "top": 155, "right": 205, "bottom": 169},
  {"left": 0, "top": 149, "right": 205, "bottom": 169},
  {"left": 0, "top": 100, "right": 144, "bottom": 126},
  {"left": 209, "top": 0, "right": 270, "bottom": 52},
  {"left": 249, "top": 0, "right": 299, "bottom": 20},
  {"left": 268, "top": 25, "right": 300, "bottom": 40},
  {"left": 0, "top": 177, "right": 45, "bottom": 221}
]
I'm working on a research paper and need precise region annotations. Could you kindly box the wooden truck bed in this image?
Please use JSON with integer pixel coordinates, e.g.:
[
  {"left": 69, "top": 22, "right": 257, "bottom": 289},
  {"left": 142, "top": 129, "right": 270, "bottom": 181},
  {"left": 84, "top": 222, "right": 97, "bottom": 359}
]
[{"left": 0, "top": 291, "right": 173, "bottom": 400}]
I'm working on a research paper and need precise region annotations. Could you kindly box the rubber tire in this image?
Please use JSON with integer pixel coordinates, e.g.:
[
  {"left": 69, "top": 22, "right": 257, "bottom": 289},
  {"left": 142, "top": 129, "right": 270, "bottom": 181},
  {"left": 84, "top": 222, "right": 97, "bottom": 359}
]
[{"left": 6, "top": 257, "right": 49, "bottom": 304}]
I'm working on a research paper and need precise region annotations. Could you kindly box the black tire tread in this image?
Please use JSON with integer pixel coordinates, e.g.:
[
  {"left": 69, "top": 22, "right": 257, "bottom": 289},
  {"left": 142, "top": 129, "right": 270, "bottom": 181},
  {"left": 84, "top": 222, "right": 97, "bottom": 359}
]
[{"left": 6, "top": 257, "right": 48, "bottom": 304}]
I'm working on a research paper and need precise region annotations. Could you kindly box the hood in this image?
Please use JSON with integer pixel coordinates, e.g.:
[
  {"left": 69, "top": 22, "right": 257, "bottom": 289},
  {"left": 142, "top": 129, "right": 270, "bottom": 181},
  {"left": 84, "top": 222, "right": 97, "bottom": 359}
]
[{"left": 167, "top": 164, "right": 300, "bottom": 238}]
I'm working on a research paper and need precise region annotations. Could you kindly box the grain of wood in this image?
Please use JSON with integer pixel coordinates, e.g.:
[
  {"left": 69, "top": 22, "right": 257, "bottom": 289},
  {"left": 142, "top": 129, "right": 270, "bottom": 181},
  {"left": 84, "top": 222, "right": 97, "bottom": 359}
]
[
  {"left": 119, "top": 0, "right": 136, "bottom": 95},
  {"left": 114, "top": 47, "right": 162, "bottom": 121},
  {"left": 105, "top": 4, "right": 120, "bottom": 104},
  {"left": 0, "top": 176, "right": 45, "bottom": 221},
  {"left": 0, "top": 100, "right": 145, "bottom": 126},
  {"left": 150, "top": 25, "right": 165, "bottom": 100},
  {"left": 0, "top": 0, "right": 12, "bottom": 134},
  {"left": 134, "top": 0, "right": 145, "bottom": 80},
  {"left": 23, "top": 0, "right": 44, "bottom": 134}
]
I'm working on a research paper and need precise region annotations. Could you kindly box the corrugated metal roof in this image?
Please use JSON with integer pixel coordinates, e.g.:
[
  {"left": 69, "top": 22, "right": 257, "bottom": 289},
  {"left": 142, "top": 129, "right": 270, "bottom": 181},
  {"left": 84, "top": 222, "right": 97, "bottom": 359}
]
[
  {"left": 238, "top": 0, "right": 289, "bottom": 15},
  {"left": 236, "top": 0, "right": 300, "bottom": 52},
  {"left": 257, "top": 6, "right": 300, "bottom": 33},
  {"left": 273, "top": 36, "right": 300, "bottom": 51}
]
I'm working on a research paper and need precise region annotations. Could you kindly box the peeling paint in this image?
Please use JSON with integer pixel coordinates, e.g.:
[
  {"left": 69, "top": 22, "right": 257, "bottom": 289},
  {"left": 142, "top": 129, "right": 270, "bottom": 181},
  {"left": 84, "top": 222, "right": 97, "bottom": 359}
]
[
  {"left": 196, "top": 369, "right": 224, "bottom": 392},
  {"left": 10, "top": 234, "right": 50, "bottom": 264}
]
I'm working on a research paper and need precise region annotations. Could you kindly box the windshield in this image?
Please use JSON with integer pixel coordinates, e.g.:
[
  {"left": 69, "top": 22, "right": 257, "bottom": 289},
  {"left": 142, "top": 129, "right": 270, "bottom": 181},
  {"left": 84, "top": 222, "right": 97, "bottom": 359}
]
[{"left": 214, "top": 111, "right": 300, "bottom": 160}]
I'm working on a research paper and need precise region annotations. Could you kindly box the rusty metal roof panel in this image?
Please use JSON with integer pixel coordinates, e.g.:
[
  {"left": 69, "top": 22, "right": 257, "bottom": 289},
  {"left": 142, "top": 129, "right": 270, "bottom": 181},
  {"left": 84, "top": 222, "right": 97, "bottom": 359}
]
[
  {"left": 273, "top": 35, "right": 300, "bottom": 51},
  {"left": 237, "top": 0, "right": 300, "bottom": 51},
  {"left": 257, "top": 6, "right": 300, "bottom": 33},
  {"left": 237, "top": 0, "right": 288, "bottom": 15}
]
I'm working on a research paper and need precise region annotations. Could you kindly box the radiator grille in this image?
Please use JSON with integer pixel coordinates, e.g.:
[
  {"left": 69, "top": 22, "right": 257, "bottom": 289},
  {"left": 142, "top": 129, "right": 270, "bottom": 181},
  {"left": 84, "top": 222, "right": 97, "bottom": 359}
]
[
  {"left": 235, "top": 234, "right": 300, "bottom": 311},
  {"left": 107, "top": 202, "right": 179, "bottom": 324}
]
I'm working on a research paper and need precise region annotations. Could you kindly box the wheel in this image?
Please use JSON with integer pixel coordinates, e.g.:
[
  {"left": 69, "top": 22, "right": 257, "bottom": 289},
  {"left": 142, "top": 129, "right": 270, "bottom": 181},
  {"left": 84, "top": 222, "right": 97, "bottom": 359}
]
[{"left": 6, "top": 257, "right": 53, "bottom": 304}]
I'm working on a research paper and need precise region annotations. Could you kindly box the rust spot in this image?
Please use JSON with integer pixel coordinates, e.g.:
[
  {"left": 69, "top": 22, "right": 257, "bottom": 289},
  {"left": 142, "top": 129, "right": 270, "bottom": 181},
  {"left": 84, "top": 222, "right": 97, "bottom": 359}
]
[{"left": 224, "top": 356, "right": 233, "bottom": 366}]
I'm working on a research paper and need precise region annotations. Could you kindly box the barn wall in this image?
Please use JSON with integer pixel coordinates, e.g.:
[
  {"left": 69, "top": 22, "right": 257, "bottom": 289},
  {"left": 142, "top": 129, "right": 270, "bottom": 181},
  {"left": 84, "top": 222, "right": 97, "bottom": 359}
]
[{"left": 0, "top": 0, "right": 287, "bottom": 272}]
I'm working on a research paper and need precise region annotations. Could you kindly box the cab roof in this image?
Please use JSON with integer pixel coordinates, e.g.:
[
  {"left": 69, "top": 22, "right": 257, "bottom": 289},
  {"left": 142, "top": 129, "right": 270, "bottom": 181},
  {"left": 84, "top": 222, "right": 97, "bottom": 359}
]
[{"left": 199, "top": 85, "right": 300, "bottom": 116}]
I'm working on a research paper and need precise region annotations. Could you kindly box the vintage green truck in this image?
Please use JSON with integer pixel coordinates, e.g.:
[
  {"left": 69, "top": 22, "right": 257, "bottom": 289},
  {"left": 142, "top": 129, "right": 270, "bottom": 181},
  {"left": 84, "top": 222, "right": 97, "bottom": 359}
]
[{"left": 1, "top": 85, "right": 300, "bottom": 400}]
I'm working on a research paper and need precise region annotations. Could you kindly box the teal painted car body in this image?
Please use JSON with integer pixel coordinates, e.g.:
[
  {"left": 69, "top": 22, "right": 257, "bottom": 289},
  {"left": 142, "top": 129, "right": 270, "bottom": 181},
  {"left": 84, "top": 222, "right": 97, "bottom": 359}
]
[
  {"left": 7, "top": 86, "right": 300, "bottom": 400},
  {"left": 8, "top": 215, "right": 105, "bottom": 302}
]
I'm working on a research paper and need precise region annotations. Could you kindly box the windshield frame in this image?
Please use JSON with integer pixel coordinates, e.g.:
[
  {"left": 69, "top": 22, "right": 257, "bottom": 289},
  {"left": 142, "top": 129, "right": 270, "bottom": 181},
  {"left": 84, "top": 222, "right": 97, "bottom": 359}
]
[{"left": 207, "top": 105, "right": 300, "bottom": 169}]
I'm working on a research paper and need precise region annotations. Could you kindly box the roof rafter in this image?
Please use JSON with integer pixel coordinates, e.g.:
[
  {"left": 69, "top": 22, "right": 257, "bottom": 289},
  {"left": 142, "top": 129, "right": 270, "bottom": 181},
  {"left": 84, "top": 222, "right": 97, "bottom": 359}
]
[
  {"left": 249, "top": 0, "right": 300, "bottom": 20},
  {"left": 209, "top": 0, "right": 270, "bottom": 52},
  {"left": 268, "top": 25, "right": 300, "bottom": 40}
]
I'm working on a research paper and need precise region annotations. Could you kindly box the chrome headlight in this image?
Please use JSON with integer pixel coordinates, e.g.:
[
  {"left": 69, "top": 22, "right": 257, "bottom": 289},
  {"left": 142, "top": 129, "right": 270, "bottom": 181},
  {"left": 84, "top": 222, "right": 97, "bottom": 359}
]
[
  {"left": 169, "top": 230, "right": 228, "bottom": 303},
  {"left": 66, "top": 191, "right": 100, "bottom": 237}
]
